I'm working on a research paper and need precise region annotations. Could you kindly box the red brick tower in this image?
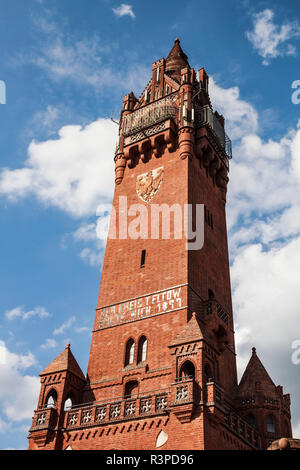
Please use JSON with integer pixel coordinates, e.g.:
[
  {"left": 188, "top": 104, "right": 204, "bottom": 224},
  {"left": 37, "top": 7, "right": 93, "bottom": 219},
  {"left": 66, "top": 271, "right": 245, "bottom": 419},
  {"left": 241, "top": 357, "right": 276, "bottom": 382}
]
[{"left": 28, "top": 39, "right": 292, "bottom": 450}]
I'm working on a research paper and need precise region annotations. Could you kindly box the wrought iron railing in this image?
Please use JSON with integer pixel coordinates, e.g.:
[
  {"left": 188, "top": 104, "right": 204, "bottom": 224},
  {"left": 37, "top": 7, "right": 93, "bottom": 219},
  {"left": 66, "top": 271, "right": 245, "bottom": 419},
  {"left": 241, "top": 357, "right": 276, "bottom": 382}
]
[
  {"left": 194, "top": 105, "right": 232, "bottom": 159},
  {"left": 121, "top": 94, "right": 178, "bottom": 137},
  {"left": 204, "top": 299, "right": 230, "bottom": 325}
]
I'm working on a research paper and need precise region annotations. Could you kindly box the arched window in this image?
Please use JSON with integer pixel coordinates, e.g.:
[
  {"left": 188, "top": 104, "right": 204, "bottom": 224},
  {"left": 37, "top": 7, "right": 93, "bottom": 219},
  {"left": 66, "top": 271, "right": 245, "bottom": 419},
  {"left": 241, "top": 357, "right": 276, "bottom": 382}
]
[
  {"left": 267, "top": 414, "right": 275, "bottom": 433},
  {"left": 204, "top": 363, "right": 213, "bottom": 382},
  {"left": 179, "top": 360, "right": 195, "bottom": 380},
  {"left": 124, "top": 380, "right": 138, "bottom": 398},
  {"left": 64, "top": 397, "right": 72, "bottom": 411},
  {"left": 246, "top": 413, "right": 256, "bottom": 429},
  {"left": 137, "top": 336, "right": 147, "bottom": 363},
  {"left": 46, "top": 390, "right": 57, "bottom": 408},
  {"left": 125, "top": 339, "right": 135, "bottom": 366}
]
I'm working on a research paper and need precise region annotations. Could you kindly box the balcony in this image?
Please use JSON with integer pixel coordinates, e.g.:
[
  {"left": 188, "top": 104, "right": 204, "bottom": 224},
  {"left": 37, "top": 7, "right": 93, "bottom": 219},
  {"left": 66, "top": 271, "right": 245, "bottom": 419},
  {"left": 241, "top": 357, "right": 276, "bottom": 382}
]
[
  {"left": 224, "top": 409, "right": 259, "bottom": 449},
  {"left": 121, "top": 94, "right": 178, "bottom": 137},
  {"left": 194, "top": 105, "right": 232, "bottom": 160},
  {"left": 169, "top": 377, "right": 198, "bottom": 423},
  {"left": 204, "top": 299, "right": 230, "bottom": 326},
  {"left": 29, "top": 406, "right": 58, "bottom": 432},
  {"left": 64, "top": 389, "right": 170, "bottom": 430}
]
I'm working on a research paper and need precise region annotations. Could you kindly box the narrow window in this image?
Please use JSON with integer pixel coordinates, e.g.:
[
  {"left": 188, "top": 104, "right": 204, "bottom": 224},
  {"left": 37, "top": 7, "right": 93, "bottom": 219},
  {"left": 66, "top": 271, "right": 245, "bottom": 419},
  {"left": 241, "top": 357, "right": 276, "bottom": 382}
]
[
  {"left": 47, "top": 396, "right": 55, "bottom": 408},
  {"left": 267, "top": 415, "right": 275, "bottom": 433},
  {"left": 125, "top": 339, "right": 135, "bottom": 366},
  {"left": 137, "top": 336, "right": 147, "bottom": 363},
  {"left": 64, "top": 397, "right": 72, "bottom": 411},
  {"left": 246, "top": 413, "right": 256, "bottom": 429},
  {"left": 179, "top": 360, "right": 195, "bottom": 380},
  {"left": 140, "top": 249, "right": 146, "bottom": 268},
  {"left": 45, "top": 389, "right": 57, "bottom": 408},
  {"left": 204, "top": 363, "right": 213, "bottom": 381},
  {"left": 156, "top": 67, "right": 160, "bottom": 83}
]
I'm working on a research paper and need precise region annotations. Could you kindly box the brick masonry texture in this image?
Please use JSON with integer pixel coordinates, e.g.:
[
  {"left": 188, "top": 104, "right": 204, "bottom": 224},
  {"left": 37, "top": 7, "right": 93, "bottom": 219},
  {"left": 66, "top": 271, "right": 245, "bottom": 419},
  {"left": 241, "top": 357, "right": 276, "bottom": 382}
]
[{"left": 28, "top": 39, "right": 292, "bottom": 451}]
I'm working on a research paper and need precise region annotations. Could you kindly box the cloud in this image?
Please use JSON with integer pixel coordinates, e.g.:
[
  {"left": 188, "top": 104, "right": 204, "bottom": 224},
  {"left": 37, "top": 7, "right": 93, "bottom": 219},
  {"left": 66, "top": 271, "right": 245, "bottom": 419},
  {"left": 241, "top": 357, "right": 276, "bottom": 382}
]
[
  {"left": 208, "top": 77, "right": 300, "bottom": 435},
  {"left": 79, "top": 247, "right": 103, "bottom": 267},
  {"left": 0, "top": 341, "right": 40, "bottom": 424},
  {"left": 112, "top": 4, "right": 135, "bottom": 19},
  {"left": 246, "top": 9, "right": 300, "bottom": 65},
  {"left": 53, "top": 316, "right": 76, "bottom": 335},
  {"left": 0, "top": 119, "right": 117, "bottom": 217},
  {"left": 5, "top": 305, "right": 51, "bottom": 321},
  {"left": 13, "top": 13, "right": 148, "bottom": 94},
  {"left": 209, "top": 77, "right": 258, "bottom": 140},
  {"left": 40, "top": 338, "right": 57, "bottom": 349},
  {"left": 75, "top": 326, "right": 90, "bottom": 334}
]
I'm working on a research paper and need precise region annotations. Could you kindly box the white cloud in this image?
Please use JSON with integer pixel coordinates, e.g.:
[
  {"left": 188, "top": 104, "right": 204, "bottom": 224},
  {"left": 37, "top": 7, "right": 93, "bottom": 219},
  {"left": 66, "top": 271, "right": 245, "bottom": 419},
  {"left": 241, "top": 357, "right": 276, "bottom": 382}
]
[
  {"left": 53, "top": 316, "right": 76, "bottom": 336},
  {"left": 112, "top": 4, "right": 135, "bottom": 19},
  {"left": 5, "top": 305, "right": 51, "bottom": 321},
  {"left": 13, "top": 13, "right": 148, "bottom": 94},
  {"left": 0, "top": 341, "right": 40, "bottom": 424},
  {"left": 73, "top": 222, "right": 98, "bottom": 242},
  {"left": 0, "top": 119, "right": 117, "bottom": 217},
  {"left": 75, "top": 326, "right": 90, "bottom": 334},
  {"left": 209, "top": 77, "right": 258, "bottom": 140},
  {"left": 209, "top": 77, "right": 300, "bottom": 435},
  {"left": 40, "top": 338, "right": 57, "bottom": 349},
  {"left": 246, "top": 9, "right": 300, "bottom": 65}
]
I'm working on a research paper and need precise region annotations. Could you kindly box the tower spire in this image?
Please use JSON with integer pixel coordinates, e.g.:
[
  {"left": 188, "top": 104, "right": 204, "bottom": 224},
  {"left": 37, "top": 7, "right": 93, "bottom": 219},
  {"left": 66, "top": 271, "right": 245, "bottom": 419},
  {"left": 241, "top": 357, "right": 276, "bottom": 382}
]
[{"left": 165, "top": 37, "right": 190, "bottom": 80}]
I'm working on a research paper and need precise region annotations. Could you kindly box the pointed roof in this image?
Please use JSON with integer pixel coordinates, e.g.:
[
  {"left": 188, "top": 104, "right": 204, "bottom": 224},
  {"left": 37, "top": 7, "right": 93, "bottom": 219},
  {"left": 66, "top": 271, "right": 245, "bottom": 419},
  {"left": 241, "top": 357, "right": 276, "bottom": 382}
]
[
  {"left": 165, "top": 38, "right": 190, "bottom": 80},
  {"left": 169, "top": 312, "right": 204, "bottom": 347},
  {"left": 238, "top": 347, "right": 276, "bottom": 396},
  {"left": 40, "top": 343, "right": 86, "bottom": 381}
]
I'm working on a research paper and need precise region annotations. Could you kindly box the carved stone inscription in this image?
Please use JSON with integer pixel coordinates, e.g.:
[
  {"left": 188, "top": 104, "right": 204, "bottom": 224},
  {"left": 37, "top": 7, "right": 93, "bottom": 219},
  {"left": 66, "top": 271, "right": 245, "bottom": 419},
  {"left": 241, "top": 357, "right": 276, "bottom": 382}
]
[{"left": 99, "top": 287, "right": 182, "bottom": 329}]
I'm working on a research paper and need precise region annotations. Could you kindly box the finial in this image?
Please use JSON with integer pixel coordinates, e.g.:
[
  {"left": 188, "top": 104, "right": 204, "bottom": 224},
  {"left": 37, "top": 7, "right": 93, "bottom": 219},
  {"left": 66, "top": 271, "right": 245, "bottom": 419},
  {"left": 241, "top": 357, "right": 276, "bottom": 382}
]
[
  {"left": 175, "top": 37, "right": 180, "bottom": 44},
  {"left": 66, "top": 343, "right": 71, "bottom": 349},
  {"left": 252, "top": 347, "right": 256, "bottom": 355}
]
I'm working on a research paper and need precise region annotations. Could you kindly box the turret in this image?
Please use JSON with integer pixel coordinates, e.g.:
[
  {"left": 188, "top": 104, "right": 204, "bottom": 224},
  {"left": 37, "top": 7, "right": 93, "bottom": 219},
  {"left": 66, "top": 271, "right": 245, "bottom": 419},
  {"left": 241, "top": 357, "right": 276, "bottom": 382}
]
[
  {"left": 236, "top": 347, "right": 292, "bottom": 449},
  {"left": 28, "top": 344, "right": 86, "bottom": 450}
]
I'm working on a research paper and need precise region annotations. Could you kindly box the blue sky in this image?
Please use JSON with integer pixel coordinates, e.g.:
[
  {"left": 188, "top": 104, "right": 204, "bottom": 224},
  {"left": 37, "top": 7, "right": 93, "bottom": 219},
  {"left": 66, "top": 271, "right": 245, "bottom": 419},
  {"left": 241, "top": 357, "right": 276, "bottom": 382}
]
[{"left": 0, "top": 0, "right": 300, "bottom": 450}]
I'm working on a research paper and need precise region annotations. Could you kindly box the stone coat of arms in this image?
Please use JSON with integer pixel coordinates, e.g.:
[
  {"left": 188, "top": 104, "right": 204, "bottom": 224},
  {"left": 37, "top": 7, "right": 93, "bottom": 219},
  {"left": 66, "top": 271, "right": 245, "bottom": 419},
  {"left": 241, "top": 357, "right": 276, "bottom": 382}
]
[{"left": 136, "top": 167, "right": 164, "bottom": 203}]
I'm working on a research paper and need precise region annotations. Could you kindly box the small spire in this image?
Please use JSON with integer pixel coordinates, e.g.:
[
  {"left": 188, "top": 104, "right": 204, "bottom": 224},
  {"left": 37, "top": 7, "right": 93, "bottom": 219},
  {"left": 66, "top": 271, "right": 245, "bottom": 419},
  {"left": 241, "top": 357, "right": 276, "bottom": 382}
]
[
  {"left": 252, "top": 347, "right": 256, "bottom": 356},
  {"left": 165, "top": 38, "right": 189, "bottom": 80}
]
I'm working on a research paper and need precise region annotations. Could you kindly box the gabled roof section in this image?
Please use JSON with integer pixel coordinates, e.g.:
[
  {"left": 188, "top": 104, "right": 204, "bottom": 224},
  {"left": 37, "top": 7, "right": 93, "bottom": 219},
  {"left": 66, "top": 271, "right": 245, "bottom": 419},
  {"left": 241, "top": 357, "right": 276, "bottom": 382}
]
[
  {"left": 169, "top": 312, "right": 204, "bottom": 347},
  {"left": 238, "top": 347, "right": 276, "bottom": 396},
  {"left": 40, "top": 343, "right": 86, "bottom": 381}
]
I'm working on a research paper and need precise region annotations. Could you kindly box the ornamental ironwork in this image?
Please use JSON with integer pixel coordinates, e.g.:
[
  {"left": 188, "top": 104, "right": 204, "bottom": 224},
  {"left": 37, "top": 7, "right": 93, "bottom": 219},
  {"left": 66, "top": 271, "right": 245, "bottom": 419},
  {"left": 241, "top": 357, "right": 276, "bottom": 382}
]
[{"left": 122, "top": 95, "right": 178, "bottom": 137}]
